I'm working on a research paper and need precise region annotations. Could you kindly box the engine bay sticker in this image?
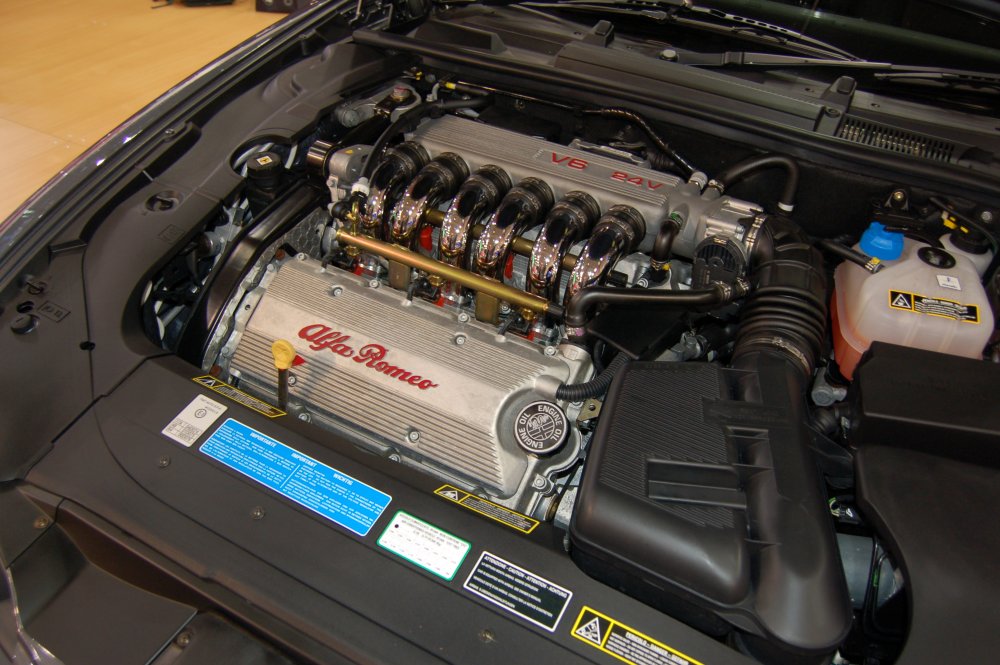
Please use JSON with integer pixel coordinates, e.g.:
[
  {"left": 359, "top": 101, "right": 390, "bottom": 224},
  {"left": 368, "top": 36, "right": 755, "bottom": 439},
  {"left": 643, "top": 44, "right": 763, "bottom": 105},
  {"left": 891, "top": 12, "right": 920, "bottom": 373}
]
[
  {"left": 192, "top": 376, "right": 286, "bottom": 418},
  {"left": 434, "top": 485, "right": 539, "bottom": 534},
  {"left": 162, "top": 395, "right": 227, "bottom": 447},
  {"left": 888, "top": 290, "right": 980, "bottom": 323},
  {"left": 463, "top": 551, "right": 572, "bottom": 632},
  {"left": 200, "top": 419, "right": 391, "bottom": 537},
  {"left": 377, "top": 511, "right": 470, "bottom": 580},
  {"left": 571, "top": 607, "right": 704, "bottom": 665}
]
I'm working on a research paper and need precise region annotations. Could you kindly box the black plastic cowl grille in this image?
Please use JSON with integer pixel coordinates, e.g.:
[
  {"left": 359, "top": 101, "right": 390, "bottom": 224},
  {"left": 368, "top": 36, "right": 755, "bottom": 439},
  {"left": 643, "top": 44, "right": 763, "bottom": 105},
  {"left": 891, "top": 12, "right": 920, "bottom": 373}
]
[{"left": 838, "top": 116, "right": 957, "bottom": 163}]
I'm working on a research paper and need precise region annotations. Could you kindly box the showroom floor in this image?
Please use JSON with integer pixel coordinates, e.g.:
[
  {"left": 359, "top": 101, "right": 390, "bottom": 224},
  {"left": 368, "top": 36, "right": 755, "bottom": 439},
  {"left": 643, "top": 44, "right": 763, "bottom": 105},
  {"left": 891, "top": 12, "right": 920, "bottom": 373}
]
[{"left": 0, "top": 0, "right": 283, "bottom": 221}]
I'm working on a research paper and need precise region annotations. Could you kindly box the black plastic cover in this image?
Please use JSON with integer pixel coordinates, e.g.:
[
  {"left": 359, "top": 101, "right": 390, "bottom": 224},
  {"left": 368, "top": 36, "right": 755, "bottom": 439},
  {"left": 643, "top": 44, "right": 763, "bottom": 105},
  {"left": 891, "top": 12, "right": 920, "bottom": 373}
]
[
  {"left": 570, "top": 361, "right": 851, "bottom": 658},
  {"left": 851, "top": 342, "right": 1000, "bottom": 467}
]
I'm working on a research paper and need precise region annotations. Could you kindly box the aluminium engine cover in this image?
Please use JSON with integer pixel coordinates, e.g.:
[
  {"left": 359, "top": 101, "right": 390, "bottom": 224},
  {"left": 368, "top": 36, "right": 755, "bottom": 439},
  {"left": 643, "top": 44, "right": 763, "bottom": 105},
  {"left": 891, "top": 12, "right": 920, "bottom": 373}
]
[{"left": 219, "top": 255, "right": 590, "bottom": 514}]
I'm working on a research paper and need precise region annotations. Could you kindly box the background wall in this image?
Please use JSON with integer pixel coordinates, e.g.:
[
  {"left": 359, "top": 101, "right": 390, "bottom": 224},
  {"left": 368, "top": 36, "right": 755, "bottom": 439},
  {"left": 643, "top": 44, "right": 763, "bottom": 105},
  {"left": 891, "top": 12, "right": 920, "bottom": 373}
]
[{"left": 0, "top": 0, "right": 284, "bottom": 220}]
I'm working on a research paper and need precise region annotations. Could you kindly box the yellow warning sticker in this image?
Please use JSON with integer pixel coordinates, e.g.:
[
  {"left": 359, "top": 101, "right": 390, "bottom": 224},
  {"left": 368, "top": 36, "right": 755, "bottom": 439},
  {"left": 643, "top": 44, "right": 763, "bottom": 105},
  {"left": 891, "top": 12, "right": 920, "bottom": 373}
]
[
  {"left": 434, "top": 484, "right": 539, "bottom": 534},
  {"left": 192, "top": 376, "right": 286, "bottom": 418},
  {"left": 888, "top": 290, "right": 980, "bottom": 323},
  {"left": 571, "top": 606, "right": 704, "bottom": 665}
]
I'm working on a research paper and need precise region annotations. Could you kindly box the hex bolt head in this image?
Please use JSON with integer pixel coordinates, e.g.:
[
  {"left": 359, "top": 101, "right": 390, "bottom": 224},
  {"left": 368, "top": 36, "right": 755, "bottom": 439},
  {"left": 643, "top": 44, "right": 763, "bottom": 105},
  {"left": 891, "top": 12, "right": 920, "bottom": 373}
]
[
  {"left": 288, "top": 374, "right": 297, "bottom": 386},
  {"left": 407, "top": 428, "right": 421, "bottom": 443},
  {"left": 250, "top": 506, "right": 266, "bottom": 520},
  {"left": 543, "top": 345, "right": 557, "bottom": 357},
  {"left": 453, "top": 333, "right": 467, "bottom": 346},
  {"left": 157, "top": 456, "right": 171, "bottom": 468},
  {"left": 298, "top": 412, "right": 311, "bottom": 422},
  {"left": 532, "top": 476, "right": 546, "bottom": 490},
  {"left": 331, "top": 286, "right": 344, "bottom": 297},
  {"left": 457, "top": 312, "right": 470, "bottom": 323}
]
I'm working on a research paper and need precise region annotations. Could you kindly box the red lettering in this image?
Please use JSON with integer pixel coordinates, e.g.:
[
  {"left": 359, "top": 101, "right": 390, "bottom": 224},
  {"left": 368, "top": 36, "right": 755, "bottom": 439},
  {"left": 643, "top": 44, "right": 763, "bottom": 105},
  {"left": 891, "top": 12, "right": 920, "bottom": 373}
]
[
  {"left": 611, "top": 171, "right": 627, "bottom": 181},
  {"left": 298, "top": 328, "right": 438, "bottom": 389},
  {"left": 551, "top": 153, "right": 589, "bottom": 170}
]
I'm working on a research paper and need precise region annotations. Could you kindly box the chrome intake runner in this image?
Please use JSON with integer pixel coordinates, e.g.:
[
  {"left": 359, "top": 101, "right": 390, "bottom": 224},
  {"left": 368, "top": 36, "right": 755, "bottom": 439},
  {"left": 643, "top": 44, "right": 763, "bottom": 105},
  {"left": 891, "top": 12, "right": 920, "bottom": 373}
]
[
  {"left": 363, "top": 142, "right": 428, "bottom": 239},
  {"left": 440, "top": 165, "right": 511, "bottom": 268},
  {"left": 474, "top": 177, "right": 553, "bottom": 279},
  {"left": 564, "top": 205, "right": 646, "bottom": 305},
  {"left": 528, "top": 191, "right": 600, "bottom": 301},
  {"left": 388, "top": 153, "right": 468, "bottom": 247}
]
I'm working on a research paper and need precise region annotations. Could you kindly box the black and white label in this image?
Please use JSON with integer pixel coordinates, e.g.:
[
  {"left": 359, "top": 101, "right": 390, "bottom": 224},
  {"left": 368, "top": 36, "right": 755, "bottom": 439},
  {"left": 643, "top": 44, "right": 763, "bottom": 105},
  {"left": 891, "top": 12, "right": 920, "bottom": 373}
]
[
  {"left": 513, "top": 401, "right": 568, "bottom": 455},
  {"left": 889, "top": 290, "right": 980, "bottom": 323},
  {"left": 162, "top": 395, "right": 227, "bottom": 447},
  {"left": 463, "top": 551, "right": 572, "bottom": 632}
]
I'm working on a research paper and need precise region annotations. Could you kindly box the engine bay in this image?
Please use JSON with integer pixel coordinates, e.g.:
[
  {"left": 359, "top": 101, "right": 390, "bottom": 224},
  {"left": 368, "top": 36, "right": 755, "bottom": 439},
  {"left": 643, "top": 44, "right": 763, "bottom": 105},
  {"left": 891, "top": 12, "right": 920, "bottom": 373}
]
[{"left": 5, "top": 4, "right": 1000, "bottom": 665}]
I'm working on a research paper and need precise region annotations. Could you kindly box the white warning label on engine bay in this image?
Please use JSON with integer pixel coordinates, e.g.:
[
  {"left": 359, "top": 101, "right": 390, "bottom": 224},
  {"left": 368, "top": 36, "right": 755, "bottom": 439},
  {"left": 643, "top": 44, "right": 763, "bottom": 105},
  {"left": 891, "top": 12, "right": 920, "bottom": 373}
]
[
  {"left": 463, "top": 551, "right": 572, "bottom": 632},
  {"left": 161, "top": 395, "right": 227, "bottom": 447},
  {"left": 377, "top": 511, "right": 470, "bottom": 581}
]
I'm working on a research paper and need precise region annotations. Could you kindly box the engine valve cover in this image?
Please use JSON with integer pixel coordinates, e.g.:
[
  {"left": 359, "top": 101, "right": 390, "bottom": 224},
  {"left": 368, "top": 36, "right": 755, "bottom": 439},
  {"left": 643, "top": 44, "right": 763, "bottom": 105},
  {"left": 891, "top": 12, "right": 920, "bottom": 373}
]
[{"left": 221, "top": 256, "right": 589, "bottom": 514}]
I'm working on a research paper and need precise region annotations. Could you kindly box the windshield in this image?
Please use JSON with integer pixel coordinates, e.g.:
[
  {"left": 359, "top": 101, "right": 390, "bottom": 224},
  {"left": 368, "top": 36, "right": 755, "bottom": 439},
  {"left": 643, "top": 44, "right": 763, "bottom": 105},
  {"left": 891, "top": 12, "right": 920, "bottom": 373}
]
[{"left": 705, "top": 0, "right": 1000, "bottom": 70}]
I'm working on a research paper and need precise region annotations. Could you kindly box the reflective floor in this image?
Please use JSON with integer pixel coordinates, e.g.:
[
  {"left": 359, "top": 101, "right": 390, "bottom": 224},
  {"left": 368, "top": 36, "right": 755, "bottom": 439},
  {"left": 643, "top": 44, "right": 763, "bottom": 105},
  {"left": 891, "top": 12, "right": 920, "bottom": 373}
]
[{"left": 0, "top": 0, "right": 283, "bottom": 220}]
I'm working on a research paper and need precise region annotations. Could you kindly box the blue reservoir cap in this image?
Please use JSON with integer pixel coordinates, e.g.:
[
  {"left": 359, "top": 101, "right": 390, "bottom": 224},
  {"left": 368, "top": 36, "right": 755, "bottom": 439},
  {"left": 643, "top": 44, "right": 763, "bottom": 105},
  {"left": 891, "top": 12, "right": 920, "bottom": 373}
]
[{"left": 859, "top": 222, "right": 903, "bottom": 260}]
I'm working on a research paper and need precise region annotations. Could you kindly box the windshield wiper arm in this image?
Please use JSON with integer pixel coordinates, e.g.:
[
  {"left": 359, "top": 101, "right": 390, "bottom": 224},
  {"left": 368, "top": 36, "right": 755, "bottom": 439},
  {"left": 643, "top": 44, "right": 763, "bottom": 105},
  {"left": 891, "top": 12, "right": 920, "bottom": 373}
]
[
  {"left": 671, "top": 51, "right": 1000, "bottom": 85},
  {"left": 520, "top": 0, "right": 860, "bottom": 61}
]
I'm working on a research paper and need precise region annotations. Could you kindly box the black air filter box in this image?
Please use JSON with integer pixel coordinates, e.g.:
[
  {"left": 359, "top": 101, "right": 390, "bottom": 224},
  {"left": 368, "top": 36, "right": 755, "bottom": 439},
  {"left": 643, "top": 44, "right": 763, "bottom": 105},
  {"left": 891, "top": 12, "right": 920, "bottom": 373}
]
[{"left": 570, "top": 360, "right": 850, "bottom": 658}]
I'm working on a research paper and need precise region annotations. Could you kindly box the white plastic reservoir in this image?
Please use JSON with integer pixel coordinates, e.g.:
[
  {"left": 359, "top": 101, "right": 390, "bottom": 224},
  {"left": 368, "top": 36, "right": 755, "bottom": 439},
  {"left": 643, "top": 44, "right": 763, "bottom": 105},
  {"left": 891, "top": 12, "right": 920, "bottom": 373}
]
[{"left": 832, "top": 223, "right": 993, "bottom": 379}]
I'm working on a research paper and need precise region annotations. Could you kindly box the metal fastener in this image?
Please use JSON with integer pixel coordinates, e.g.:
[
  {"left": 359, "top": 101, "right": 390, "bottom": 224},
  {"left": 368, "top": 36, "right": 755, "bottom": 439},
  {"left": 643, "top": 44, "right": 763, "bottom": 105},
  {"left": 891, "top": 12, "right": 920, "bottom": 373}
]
[
  {"left": 453, "top": 333, "right": 467, "bottom": 346},
  {"left": 331, "top": 286, "right": 343, "bottom": 297},
  {"left": 157, "top": 456, "right": 171, "bottom": 468},
  {"left": 298, "top": 412, "right": 311, "bottom": 422},
  {"left": 478, "top": 629, "right": 496, "bottom": 644},
  {"left": 981, "top": 210, "right": 994, "bottom": 223},
  {"left": 532, "top": 476, "right": 546, "bottom": 490},
  {"left": 457, "top": 312, "right": 470, "bottom": 323},
  {"left": 33, "top": 516, "right": 51, "bottom": 530},
  {"left": 175, "top": 632, "right": 191, "bottom": 648},
  {"left": 288, "top": 374, "right": 297, "bottom": 386},
  {"left": 543, "top": 345, "right": 557, "bottom": 357},
  {"left": 250, "top": 506, "right": 266, "bottom": 520},
  {"left": 407, "top": 428, "right": 421, "bottom": 442}
]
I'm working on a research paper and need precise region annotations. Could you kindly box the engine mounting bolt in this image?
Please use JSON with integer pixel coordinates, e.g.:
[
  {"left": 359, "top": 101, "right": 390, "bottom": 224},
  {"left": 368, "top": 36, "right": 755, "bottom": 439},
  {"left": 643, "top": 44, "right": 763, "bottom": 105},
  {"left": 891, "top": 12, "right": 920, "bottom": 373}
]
[
  {"left": 157, "top": 456, "right": 171, "bottom": 468},
  {"left": 981, "top": 210, "right": 994, "bottom": 223},
  {"left": 298, "top": 412, "right": 311, "bottom": 422},
  {"left": 407, "top": 428, "right": 421, "bottom": 442},
  {"left": 331, "top": 286, "right": 343, "bottom": 297},
  {"left": 33, "top": 516, "right": 51, "bottom": 530},
  {"left": 250, "top": 506, "right": 266, "bottom": 520},
  {"left": 544, "top": 345, "right": 557, "bottom": 357},
  {"left": 532, "top": 476, "right": 546, "bottom": 490},
  {"left": 453, "top": 333, "right": 467, "bottom": 346},
  {"left": 457, "top": 312, "right": 470, "bottom": 323}
]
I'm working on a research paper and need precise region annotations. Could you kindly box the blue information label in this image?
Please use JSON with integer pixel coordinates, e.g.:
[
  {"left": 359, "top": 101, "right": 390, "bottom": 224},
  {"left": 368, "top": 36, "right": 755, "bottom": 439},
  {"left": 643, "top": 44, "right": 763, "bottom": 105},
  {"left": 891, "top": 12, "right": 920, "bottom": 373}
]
[{"left": 200, "top": 419, "right": 391, "bottom": 536}]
